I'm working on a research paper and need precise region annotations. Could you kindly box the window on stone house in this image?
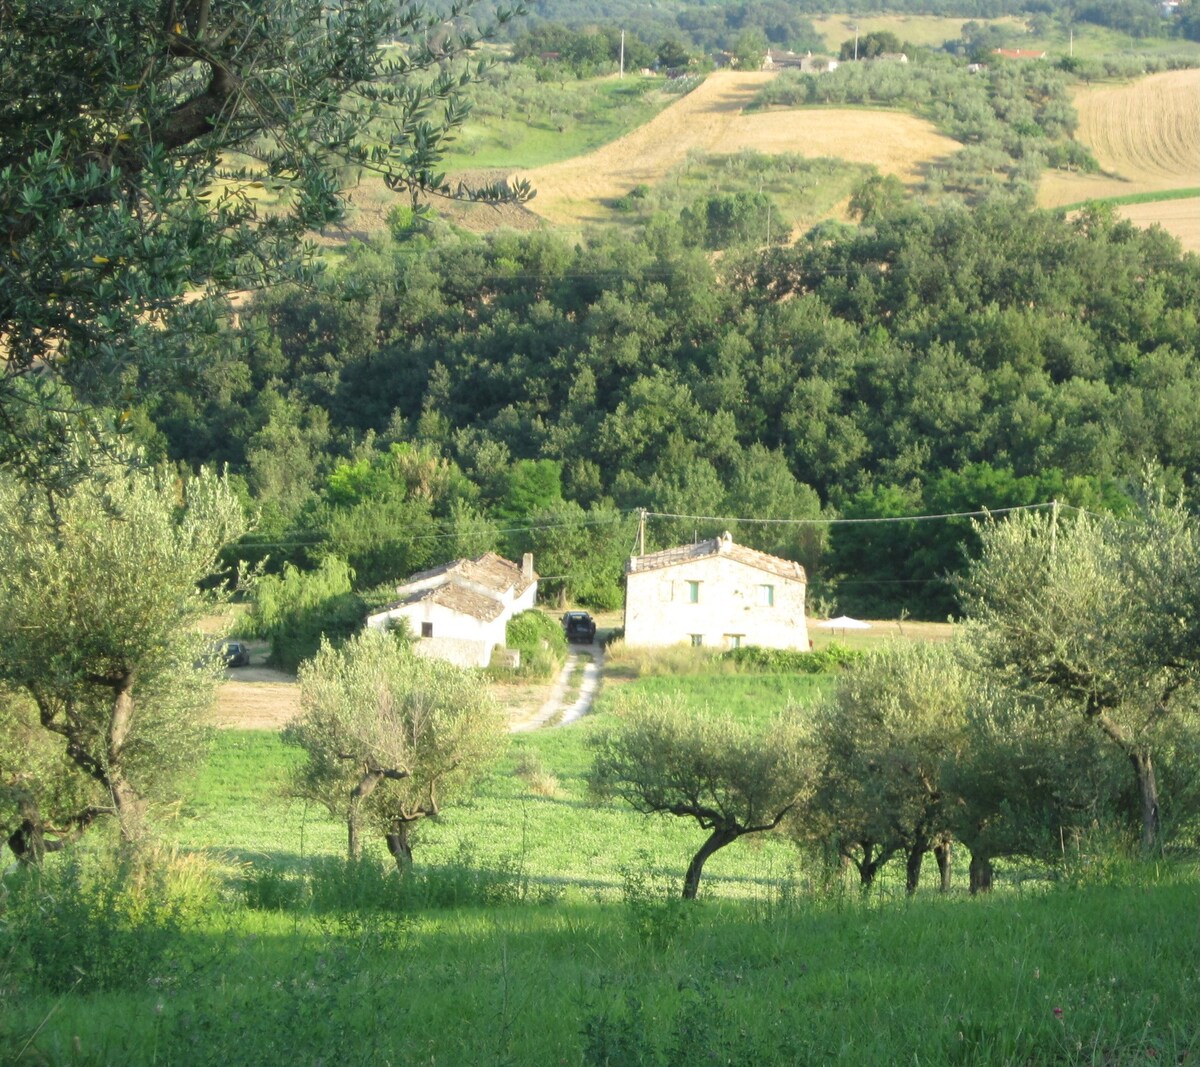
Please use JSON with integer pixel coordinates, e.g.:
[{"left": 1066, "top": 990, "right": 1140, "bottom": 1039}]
[
  {"left": 759, "top": 584, "right": 775, "bottom": 607},
  {"left": 688, "top": 580, "right": 701, "bottom": 603},
  {"left": 421, "top": 622, "right": 434, "bottom": 638}
]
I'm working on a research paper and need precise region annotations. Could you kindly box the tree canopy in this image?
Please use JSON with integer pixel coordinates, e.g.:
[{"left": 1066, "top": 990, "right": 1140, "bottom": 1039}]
[
  {"left": 0, "top": 461, "right": 245, "bottom": 854},
  {"left": 958, "top": 495, "right": 1200, "bottom": 852},
  {"left": 285, "top": 629, "right": 506, "bottom": 870},
  {"left": 0, "top": 0, "right": 524, "bottom": 483}
]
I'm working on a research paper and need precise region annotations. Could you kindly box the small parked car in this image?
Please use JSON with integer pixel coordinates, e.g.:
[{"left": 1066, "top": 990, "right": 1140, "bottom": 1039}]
[
  {"left": 561, "top": 611, "right": 597, "bottom": 644},
  {"left": 219, "top": 640, "right": 251, "bottom": 668}
]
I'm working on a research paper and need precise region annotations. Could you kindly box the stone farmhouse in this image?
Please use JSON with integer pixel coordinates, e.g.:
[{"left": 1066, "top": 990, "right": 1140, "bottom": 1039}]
[
  {"left": 366, "top": 552, "right": 538, "bottom": 669},
  {"left": 623, "top": 532, "right": 808, "bottom": 651}
]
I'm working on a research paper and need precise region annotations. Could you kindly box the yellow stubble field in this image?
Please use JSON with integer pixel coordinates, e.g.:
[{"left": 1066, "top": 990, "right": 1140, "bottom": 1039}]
[
  {"left": 513, "top": 71, "right": 961, "bottom": 229},
  {"left": 1038, "top": 68, "right": 1200, "bottom": 250}
]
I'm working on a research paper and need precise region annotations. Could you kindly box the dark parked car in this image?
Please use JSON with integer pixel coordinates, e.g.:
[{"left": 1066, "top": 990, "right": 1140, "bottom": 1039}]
[
  {"left": 219, "top": 640, "right": 251, "bottom": 668},
  {"left": 562, "top": 611, "right": 597, "bottom": 644}
]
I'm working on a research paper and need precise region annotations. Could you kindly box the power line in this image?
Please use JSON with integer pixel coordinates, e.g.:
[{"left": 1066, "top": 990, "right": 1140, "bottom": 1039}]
[
  {"left": 644, "top": 502, "right": 1059, "bottom": 527},
  {"left": 233, "top": 499, "right": 1089, "bottom": 551}
]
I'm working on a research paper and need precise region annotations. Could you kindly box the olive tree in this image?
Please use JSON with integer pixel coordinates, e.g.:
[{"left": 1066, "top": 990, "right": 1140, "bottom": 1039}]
[
  {"left": 943, "top": 684, "right": 1124, "bottom": 892},
  {"left": 0, "top": 0, "right": 527, "bottom": 482},
  {"left": 589, "top": 697, "right": 810, "bottom": 900},
  {"left": 0, "top": 688, "right": 107, "bottom": 864},
  {"left": 958, "top": 499, "right": 1200, "bottom": 853},
  {"left": 285, "top": 630, "right": 505, "bottom": 871},
  {"left": 0, "top": 461, "right": 246, "bottom": 851},
  {"left": 800, "top": 641, "right": 970, "bottom": 893}
]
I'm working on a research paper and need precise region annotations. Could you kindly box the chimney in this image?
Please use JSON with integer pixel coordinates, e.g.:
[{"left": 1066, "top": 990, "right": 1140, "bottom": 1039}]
[{"left": 522, "top": 552, "right": 534, "bottom": 580}]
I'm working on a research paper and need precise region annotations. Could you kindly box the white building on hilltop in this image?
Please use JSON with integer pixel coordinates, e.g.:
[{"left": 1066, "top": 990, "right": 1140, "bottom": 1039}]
[
  {"left": 624, "top": 532, "right": 808, "bottom": 651},
  {"left": 366, "top": 552, "right": 537, "bottom": 668}
]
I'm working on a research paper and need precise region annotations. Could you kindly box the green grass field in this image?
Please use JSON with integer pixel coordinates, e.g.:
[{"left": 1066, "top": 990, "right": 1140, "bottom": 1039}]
[
  {"left": 1054, "top": 186, "right": 1200, "bottom": 213},
  {"left": 5, "top": 666, "right": 1200, "bottom": 1065},
  {"left": 444, "top": 70, "right": 677, "bottom": 173}
]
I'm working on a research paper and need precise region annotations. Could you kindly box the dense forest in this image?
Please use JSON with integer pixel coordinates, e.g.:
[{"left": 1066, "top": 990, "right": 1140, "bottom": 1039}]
[{"left": 139, "top": 196, "right": 1200, "bottom": 621}]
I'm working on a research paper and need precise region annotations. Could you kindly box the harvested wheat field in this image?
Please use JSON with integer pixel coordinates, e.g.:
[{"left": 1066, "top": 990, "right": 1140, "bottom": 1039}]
[
  {"left": 514, "top": 71, "right": 960, "bottom": 229},
  {"left": 1038, "top": 69, "right": 1200, "bottom": 250}
]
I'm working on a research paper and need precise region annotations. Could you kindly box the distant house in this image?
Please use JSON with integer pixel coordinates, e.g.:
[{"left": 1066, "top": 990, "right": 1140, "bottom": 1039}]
[
  {"left": 762, "top": 49, "right": 838, "bottom": 73},
  {"left": 992, "top": 48, "right": 1047, "bottom": 59},
  {"left": 623, "top": 532, "right": 808, "bottom": 651},
  {"left": 874, "top": 51, "right": 909, "bottom": 63},
  {"left": 366, "top": 552, "right": 538, "bottom": 669}
]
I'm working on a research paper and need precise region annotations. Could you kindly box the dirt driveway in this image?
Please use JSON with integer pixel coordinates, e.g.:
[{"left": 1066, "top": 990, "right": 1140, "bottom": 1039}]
[{"left": 207, "top": 649, "right": 578, "bottom": 732}]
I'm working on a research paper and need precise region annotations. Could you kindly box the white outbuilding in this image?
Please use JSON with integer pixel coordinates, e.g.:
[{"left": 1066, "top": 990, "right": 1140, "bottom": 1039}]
[{"left": 366, "top": 552, "right": 538, "bottom": 669}]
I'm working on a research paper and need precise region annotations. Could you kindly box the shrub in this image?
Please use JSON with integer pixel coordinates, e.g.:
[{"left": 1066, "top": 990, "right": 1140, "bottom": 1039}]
[
  {"left": 304, "top": 847, "right": 527, "bottom": 912},
  {"left": 721, "top": 643, "right": 863, "bottom": 673},
  {"left": 504, "top": 609, "right": 568, "bottom": 679},
  {"left": 619, "top": 859, "right": 694, "bottom": 950},
  {"left": 240, "top": 861, "right": 308, "bottom": 911},
  {"left": 513, "top": 749, "right": 561, "bottom": 797},
  {"left": 3, "top": 845, "right": 221, "bottom": 994}
]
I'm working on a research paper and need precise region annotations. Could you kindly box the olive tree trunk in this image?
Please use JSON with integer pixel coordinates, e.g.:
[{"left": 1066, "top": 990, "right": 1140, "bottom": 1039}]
[
  {"left": 934, "top": 840, "right": 952, "bottom": 893},
  {"left": 968, "top": 852, "right": 994, "bottom": 894},
  {"left": 386, "top": 822, "right": 415, "bottom": 874},
  {"left": 682, "top": 827, "right": 738, "bottom": 900},
  {"left": 1131, "top": 749, "right": 1160, "bottom": 855}
]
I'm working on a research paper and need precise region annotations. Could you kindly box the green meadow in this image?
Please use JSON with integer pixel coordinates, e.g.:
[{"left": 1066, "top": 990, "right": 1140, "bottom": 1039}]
[
  {"left": 444, "top": 68, "right": 678, "bottom": 173},
  {"left": 4, "top": 667, "right": 1199, "bottom": 1065}
]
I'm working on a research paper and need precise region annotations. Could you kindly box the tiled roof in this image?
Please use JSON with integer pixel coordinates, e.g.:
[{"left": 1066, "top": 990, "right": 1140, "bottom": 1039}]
[
  {"left": 376, "top": 582, "right": 507, "bottom": 623},
  {"left": 400, "top": 551, "right": 536, "bottom": 597},
  {"left": 627, "top": 535, "right": 806, "bottom": 582}
]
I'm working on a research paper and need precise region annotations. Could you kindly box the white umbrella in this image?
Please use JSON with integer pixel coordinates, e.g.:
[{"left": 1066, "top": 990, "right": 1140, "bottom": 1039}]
[{"left": 817, "top": 616, "right": 871, "bottom": 631}]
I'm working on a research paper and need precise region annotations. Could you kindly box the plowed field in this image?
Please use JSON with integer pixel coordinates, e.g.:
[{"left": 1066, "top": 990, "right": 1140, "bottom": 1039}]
[
  {"left": 513, "top": 71, "right": 960, "bottom": 229},
  {"left": 1038, "top": 69, "right": 1200, "bottom": 250}
]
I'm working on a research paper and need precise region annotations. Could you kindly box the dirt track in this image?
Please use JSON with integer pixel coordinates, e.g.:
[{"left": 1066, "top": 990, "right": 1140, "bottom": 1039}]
[{"left": 514, "top": 71, "right": 960, "bottom": 228}]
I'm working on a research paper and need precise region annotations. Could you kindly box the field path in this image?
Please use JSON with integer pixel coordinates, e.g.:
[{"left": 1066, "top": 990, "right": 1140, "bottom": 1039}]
[
  {"left": 510, "top": 646, "right": 603, "bottom": 732},
  {"left": 514, "top": 71, "right": 959, "bottom": 228}
]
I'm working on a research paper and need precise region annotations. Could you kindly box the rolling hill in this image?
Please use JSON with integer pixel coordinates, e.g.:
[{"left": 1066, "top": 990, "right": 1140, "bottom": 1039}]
[
  {"left": 1037, "top": 68, "right": 1200, "bottom": 251},
  {"left": 512, "top": 71, "right": 961, "bottom": 229}
]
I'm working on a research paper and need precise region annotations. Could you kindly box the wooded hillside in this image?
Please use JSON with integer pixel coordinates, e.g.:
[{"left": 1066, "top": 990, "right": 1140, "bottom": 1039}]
[{"left": 143, "top": 199, "right": 1200, "bottom": 617}]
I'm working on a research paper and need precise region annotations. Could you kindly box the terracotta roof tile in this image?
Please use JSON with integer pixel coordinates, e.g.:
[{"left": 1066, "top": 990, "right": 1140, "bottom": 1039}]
[
  {"left": 376, "top": 583, "right": 507, "bottom": 623},
  {"left": 627, "top": 535, "right": 806, "bottom": 582},
  {"left": 400, "top": 551, "right": 536, "bottom": 597}
]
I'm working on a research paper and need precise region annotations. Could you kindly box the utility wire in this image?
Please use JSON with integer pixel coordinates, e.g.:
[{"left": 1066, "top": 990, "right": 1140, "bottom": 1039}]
[
  {"left": 233, "top": 499, "right": 1083, "bottom": 551},
  {"left": 644, "top": 502, "right": 1059, "bottom": 527}
]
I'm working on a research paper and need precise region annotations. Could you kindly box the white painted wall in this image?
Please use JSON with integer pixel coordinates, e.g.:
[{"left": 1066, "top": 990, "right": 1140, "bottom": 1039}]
[
  {"left": 366, "top": 600, "right": 508, "bottom": 668},
  {"left": 624, "top": 555, "right": 808, "bottom": 650}
]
